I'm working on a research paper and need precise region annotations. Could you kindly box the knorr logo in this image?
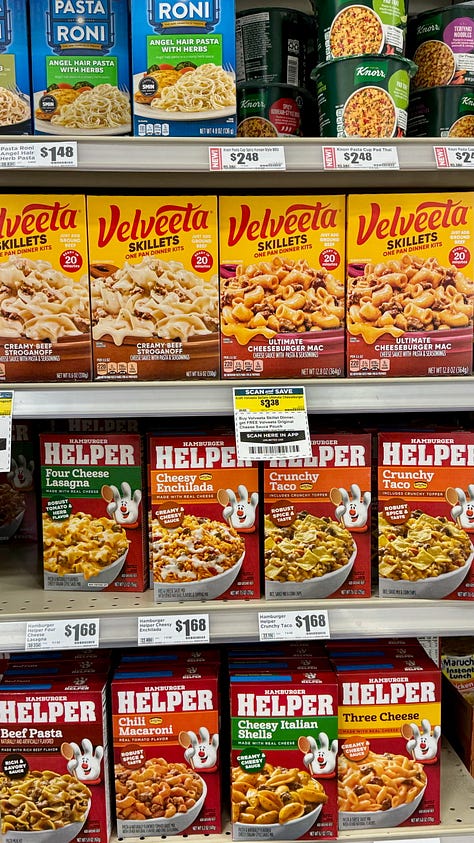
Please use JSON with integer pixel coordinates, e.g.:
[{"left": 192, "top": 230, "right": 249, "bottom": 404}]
[
  {"left": 241, "top": 98, "right": 265, "bottom": 108},
  {"left": 355, "top": 64, "right": 387, "bottom": 81},
  {"left": 461, "top": 96, "right": 474, "bottom": 108},
  {"left": 418, "top": 22, "right": 439, "bottom": 35}
]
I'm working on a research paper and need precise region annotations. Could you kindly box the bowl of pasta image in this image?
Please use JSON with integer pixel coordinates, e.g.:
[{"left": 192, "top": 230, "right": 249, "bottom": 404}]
[
  {"left": 132, "top": 63, "right": 236, "bottom": 121},
  {"left": 33, "top": 83, "right": 132, "bottom": 135},
  {"left": 1, "top": 771, "right": 91, "bottom": 843},
  {"left": 234, "top": 802, "right": 324, "bottom": 840}
]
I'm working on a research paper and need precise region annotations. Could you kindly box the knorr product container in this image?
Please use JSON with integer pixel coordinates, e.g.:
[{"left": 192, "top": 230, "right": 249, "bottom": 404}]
[
  {"left": 313, "top": 55, "right": 415, "bottom": 138},
  {"left": 408, "top": 2, "right": 474, "bottom": 89},
  {"left": 408, "top": 85, "right": 474, "bottom": 137},
  {"left": 318, "top": 0, "right": 408, "bottom": 62},
  {"left": 237, "top": 82, "right": 317, "bottom": 137}
]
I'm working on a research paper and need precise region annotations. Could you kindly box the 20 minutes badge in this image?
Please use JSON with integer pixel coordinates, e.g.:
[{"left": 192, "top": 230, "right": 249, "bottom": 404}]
[{"left": 233, "top": 386, "right": 311, "bottom": 462}]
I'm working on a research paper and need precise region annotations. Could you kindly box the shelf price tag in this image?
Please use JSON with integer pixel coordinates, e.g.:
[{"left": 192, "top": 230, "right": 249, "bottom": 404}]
[
  {"left": 209, "top": 145, "right": 285, "bottom": 171},
  {"left": 25, "top": 618, "right": 100, "bottom": 651},
  {"left": 259, "top": 611, "right": 330, "bottom": 641},
  {"left": 0, "top": 391, "right": 13, "bottom": 472},
  {"left": 0, "top": 142, "right": 77, "bottom": 168},
  {"left": 233, "top": 386, "right": 311, "bottom": 462},
  {"left": 322, "top": 145, "right": 399, "bottom": 170},
  {"left": 138, "top": 614, "right": 210, "bottom": 646},
  {"left": 434, "top": 145, "right": 474, "bottom": 168}
]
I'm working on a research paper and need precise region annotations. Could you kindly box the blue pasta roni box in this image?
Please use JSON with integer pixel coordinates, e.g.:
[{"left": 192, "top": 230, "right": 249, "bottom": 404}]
[{"left": 0, "top": 0, "right": 31, "bottom": 133}]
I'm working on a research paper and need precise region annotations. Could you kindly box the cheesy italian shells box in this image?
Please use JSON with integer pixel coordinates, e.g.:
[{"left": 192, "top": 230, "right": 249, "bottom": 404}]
[
  {"left": 378, "top": 432, "right": 474, "bottom": 600},
  {"left": 148, "top": 432, "right": 259, "bottom": 601},
  {"left": 40, "top": 432, "right": 147, "bottom": 591},
  {"left": 0, "top": 194, "right": 91, "bottom": 382},
  {"left": 87, "top": 195, "right": 219, "bottom": 381},
  {"left": 219, "top": 195, "right": 345, "bottom": 379},
  {"left": 264, "top": 434, "right": 371, "bottom": 599},
  {"left": 346, "top": 192, "right": 474, "bottom": 377}
]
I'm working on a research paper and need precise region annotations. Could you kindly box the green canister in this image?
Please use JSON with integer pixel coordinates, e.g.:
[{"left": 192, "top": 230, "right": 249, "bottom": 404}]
[{"left": 317, "top": 0, "right": 408, "bottom": 61}]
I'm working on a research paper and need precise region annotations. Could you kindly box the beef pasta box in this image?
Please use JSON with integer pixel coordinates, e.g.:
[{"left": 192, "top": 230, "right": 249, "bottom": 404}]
[
  {"left": 219, "top": 195, "right": 346, "bottom": 379},
  {"left": 346, "top": 192, "right": 474, "bottom": 377}
]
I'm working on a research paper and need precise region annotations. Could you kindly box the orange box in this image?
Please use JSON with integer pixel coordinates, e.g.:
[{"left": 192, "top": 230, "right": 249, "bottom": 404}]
[
  {"left": 219, "top": 195, "right": 345, "bottom": 379},
  {"left": 346, "top": 192, "right": 474, "bottom": 377},
  {"left": 0, "top": 194, "right": 91, "bottom": 381},
  {"left": 86, "top": 195, "right": 219, "bottom": 381}
]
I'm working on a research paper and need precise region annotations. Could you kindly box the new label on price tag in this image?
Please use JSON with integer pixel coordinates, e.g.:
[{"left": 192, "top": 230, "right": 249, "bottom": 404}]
[
  {"left": 138, "top": 614, "right": 210, "bottom": 646},
  {"left": 258, "top": 610, "right": 330, "bottom": 641},
  {"left": 323, "top": 145, "right": 399, "bottom": 170},
  {"left": 233, "top": 386, "right": 311, "bottom": 461},
  {"left": 25, "top": 618, "right": 100, "bottom": 651},
  {"left": 0, "top": 390, "right": 13, "bottom": 472},
  {"left": 209, "top": 145, "right": 285, "bottom": 171},
  {"left": 0, "top": 142, "right": 77, "bottom": 169},
  {"left": 434, "top": 145, "right": 474, "bottom": 168}
]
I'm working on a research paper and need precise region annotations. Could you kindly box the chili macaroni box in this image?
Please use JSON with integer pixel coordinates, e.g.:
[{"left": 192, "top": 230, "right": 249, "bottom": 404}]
[
  {"left": 0, "top": 421, "right": 37, "bottom": 543},
  {"left": 378, "top": 432, "right": 474, "bottom": 600},
  {"left": 0, "top": 0, "right": 31, "bottom": 133},
  {"left": 86, "top": 194, "right": 219, "bottom": 381},
  {"left": 346, "top": 192, "right": 474, "bottom": 378},
  {"left": 148, "top": 432, "right": 259, "bottom": 601},
  {"left": 264, "top": 434, "right": 371, "bottom": 599},
  {"left": 219, "top": 194, "right": 346, "bottom": 379},
  {"left": 40, "top": 432, "right": 147, "bottom": 591}
]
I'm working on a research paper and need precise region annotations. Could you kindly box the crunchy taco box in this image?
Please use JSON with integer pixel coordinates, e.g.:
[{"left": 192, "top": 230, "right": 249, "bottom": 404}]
[
  {"left": 346, "top": 192, "right": 474, "bottom": 377},
  {"left": 0, "top": 421, "right": 37, "bottom": 543},
  {"left": 219, "top": 195, "right": 346, "bottom": 379}
]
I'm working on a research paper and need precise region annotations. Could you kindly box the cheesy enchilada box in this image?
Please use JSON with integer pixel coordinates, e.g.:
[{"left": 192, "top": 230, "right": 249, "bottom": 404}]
[
  {"left": 346, "top": 192, "right": 474, "bottom": 377},
  {"left": 219, "top": 195, "right": 345, "bottom": 379}
]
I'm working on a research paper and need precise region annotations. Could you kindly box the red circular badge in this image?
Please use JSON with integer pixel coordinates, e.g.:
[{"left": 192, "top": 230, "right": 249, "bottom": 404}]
[
  {"left": 319, "top": 248, "right": 341, "bottom": 270},
  {"left": 60, "top": 249, "right": 83, "bottom": 272},
  {"left": 449, "top": 246, "right": 470, "bottom": 269},
  {"left": 191, "top": 250, "right": 213, "bottom": 272}
]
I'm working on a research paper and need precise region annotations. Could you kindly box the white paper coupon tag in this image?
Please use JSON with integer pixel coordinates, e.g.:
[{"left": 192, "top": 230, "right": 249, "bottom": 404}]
[
  {"left": 138, "top": 614, "right": 210, "bottom": 646},
  {"left": 209, "top": 145, "right": 285, "bottom": 171},
  {"left": 323, "top": 145, "right": 399, "bottom": 170},
  {"left": 259, "top": 611, "right": 330, "bottom": 641},
  {"left": 434, "top": 145, "right": 474, "bottom": 168},
  {"left": 25, "top": 618, "right": 100, "bottom": 650},
  {"left": 0, "top": 142, "right": 77, "bottom": 168},
  {"left": 233, "top": 386, "right": 311, "bottom": 461},
  {"left": 0, "top": 391, "right": 13, "bottom": 472}
]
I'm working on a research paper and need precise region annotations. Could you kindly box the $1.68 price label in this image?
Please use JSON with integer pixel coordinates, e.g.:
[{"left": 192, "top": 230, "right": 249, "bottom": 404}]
[
  {"left": 25, "top": 618, "right": 100, "bottom": 651},
  {"left": 138, "top": 614, "right": 210, "bottom": 646},
  {"left": 258, "top": 610, "right": 330, "bottom": 641}
]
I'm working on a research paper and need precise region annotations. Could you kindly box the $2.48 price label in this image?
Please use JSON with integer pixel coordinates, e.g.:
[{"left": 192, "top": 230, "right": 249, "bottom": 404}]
[
  {"left": 434, "top": 145, "right": 474, "bottom": 168},
  {"left": 25, "top": 618, "right": 100, "bottom": 651},
  {"left": 323, "top": 145, "right": 399, "bottom": 170},
  {"left": 138, "top": 614, "right": 210, "bottom": 646},
  {"left": 209, "top": 145, "right": 286, "bottom": 171},
  {"left": 258, "top": 610, "right": 330, "bottom": 641}
]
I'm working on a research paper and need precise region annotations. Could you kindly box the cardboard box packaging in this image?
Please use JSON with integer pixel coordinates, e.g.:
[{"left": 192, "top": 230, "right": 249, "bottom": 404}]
[
  {"left": 0, "top": 0, "right": 31, "bottom": 133},
  {"left": 0, "top": 421, "right": 37, "bottom": 543}
]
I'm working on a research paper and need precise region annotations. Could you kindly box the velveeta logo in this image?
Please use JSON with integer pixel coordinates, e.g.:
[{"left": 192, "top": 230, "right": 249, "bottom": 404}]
[
  {"left": 227, "top": 202, "right": 339, "bottom": 247},
  {"left": 0, "top": 202, "right": 78, "bottom": 237},
  {"left": 117, "top": 688, "right": 214, "bottom": 713},
  {"left": 0, "top": 699, "right": 97, "bottom": 723},
  {"left": 356, "top": 199, "right": 469, "bottom": 245},
  {"left": 43, "top": 440, "right": 136, "bottom": 465},
  {"left": 97, "top": 202, "right": 211, "bottom": 247},
  {"left": 154, "top": 442, "right": 250, "bottom": 469}
]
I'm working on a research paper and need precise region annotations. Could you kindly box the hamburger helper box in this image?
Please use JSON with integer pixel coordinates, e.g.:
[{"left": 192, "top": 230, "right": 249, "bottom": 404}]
[
  {"left": 40, "top": 432, "right": 147, "bottom": 591},
  {"left": 148, "top": 432, "right": 259, "bottom": 601},
  {"left": 86, "top": 195, "right": 219, "bottom": 381},
  {"left": 219, "top": 195, "right": 345, "bottom": 379},
  {"left": 110, "top": 660, "right": 222, "bottom": 838},
  {"left": 0, "top": 421, "right": 37, "bottom": 543},
  {"left": 264, "top": 434, "right": 371, "bottom": 599},
  {"left": 378, "top": 432, "right": 474, "bottom": 599},
  {"left": 0, "top": 194, "right": 91, "bottom": 382},
  {"left": 346, "top": 192, "right": 474, "bottom": 377},
  {"left": 0, "top": 672, "right": 111, "bottom": 843}
]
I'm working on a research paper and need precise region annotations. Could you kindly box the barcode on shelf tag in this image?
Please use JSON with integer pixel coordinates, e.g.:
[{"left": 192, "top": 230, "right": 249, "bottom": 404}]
[
  {"left": 209, "top": 145, "right": 285, "bottom": 171},
  {"left": 0, "top": 142, "right": 77, "bottom": 168},
  {"left": 322, "top": 145, "right": 399, "bottom": 170},
  {"left": 138, "top": 614, "right": 210, "bottom": 646},
  {"left": 233, "top": 386, "right": 311, "bottom": 462},
  {"left": 0, "top": 391, "right": 13, "bottom": 472},
  {"left": 434, "top": 145, "right": 474, "bottom": 168},
  {"left": 259, "top": 611, "right": 330, "bottom": 641},
  {"left": 25, "top": 618, "right": 100, "bottom": 650}
]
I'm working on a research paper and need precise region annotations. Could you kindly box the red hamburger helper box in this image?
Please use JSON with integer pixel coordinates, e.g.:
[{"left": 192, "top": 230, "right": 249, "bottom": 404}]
[
  {"left": 40, "top": 432, "right": 147, "bottom": 591},
  {"left": 378, "top": 432, "right": 474, "bottom": 599},
  {"left": 111, "top": 661, "right": 222, "bottom": 838},
  {"left": 334, "top": 650, "right": 441, "bottom": 830},
  {"left": 264, "top": 434, "right": 371, "bottom": 599},
  {"left": 0, "top": 672, "right": 110, "bottom": 842},
  {"left": 148, "top": 432, "right": 260, "bottom": 601}
]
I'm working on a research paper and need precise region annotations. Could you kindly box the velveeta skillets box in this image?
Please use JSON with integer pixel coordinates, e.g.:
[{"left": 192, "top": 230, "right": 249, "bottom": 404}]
[
  {"left": 264, "top": 434, "right": 371, "bottom": 599},
  {"left": 219, "top": 195, "right": 345, "bottom": 379},
  {"left": 378, "top": 432, "right": 474, "bottom": 599}
]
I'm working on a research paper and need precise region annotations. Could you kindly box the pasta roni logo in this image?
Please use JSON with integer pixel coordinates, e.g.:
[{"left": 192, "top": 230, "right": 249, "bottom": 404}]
[
  {"left": 46, "top": 0, "right": 115, "bottom": 56},
  {"left": 97, "top": 203, "right": 211, "bottom": 247},
  {"left": 356, "top": 200, "right": 469, "bottom": 245},
  {"left": 0, "top": 0, "right": 12, "bottom": 53},
  {"left": 148, "top": 0, "right": 220, "bottom": 34},
  {"left": 354, "top": 62, "right": 387, "bottom": 84},
  {"left": 0, "top": 202, "right": 78, "bottom": 236},
  {"left": 227, "top": 203, "right": 339, "bottom": 246}
]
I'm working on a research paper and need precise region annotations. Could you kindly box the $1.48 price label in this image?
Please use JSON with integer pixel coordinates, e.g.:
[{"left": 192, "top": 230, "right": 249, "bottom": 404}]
[
  {"left": 25, "top": 618, "right": 100, "bottom": 651},
  {"left": 138, "top": 614, "right": 210, "bottom": 646},
  {"left": 258, "top": 610, "right": 330, "bottom": 641},
  {"left": 0, "top": 141, "right": 78, "bottom": 169}
]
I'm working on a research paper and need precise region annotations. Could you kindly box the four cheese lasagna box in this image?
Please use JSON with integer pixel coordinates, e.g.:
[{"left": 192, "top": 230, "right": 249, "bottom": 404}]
[
  {"left": 0, "top": 421, "right": 37, "bottom": 543},
  {"left": 264, "top": 434, "right": 371, "bottom": 599},
  {"left": 40, "top": 432, "right": 147, "bottom": 591},
  {"left": 0, "top": 194, "right": 91, "bottom": 382},
  {"left": 148, "top": 432, "right": 259, "bottom": 601},
  {"left": 87, "top": 195, "right": 219, "bottom": 381},
  {"left": 346, "top": 193, "right": 474, "bottom": 377},
  {"left": 0, "top": 0, "right": 31, "bottom": 133},
  {"left": 378, "top": 432, "right": 474, "bottom": 600},
  {"left": 219, "top": 195, "right": 346, "bottom": 379}
]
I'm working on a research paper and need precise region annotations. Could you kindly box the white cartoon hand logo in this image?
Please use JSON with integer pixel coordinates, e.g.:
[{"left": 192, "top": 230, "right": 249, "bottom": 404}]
[
  {"left": 449, "top": 486, "right": 474, "bottom": 530},
  {"left": 298, "top": 733, "right": 338, "bottom": 777},
  {"left": 179, "top": 727, "right": 219, "bottom": 770},
  {"left": 66, "top": 739, "right": 104, "bottom": 783},
  {"left": 103, "top": 482, "right": 142, "bottom": 527},
  {"left": 333, "top": 484, "right": 371, "bottom": 530},
  {"left": 7, "top": 455, "right": 34, "bottom": 491},
  {"left": 221, "top": 485, "right": 258, "bottom": 531},
  {"left": 406, "top": 719, "right": 441, "bottom": 764}
]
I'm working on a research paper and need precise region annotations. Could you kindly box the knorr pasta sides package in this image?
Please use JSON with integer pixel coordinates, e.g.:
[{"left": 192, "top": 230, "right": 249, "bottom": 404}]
[
  {"left": 0, "top": 421, "right": 37, "bottom": 543},
  {"left": 131, "top": 0, "right": 236, "bottom": 137},
  {"left": 0, "top": 0, "right": 31, "bottom": 133},
  {"left": 230, "top": 666, "right": 338, "bottom": 840},
  {"left": 40, "top": 433, "right": 147, "bottom": 591},
  {"left": 29, "top": 0, "right": 131, "bottom": 135},
  {"left": 219, "top": 195, "right": 345, "bottom": 379},
  {"left": 346, "top": 192, "right": 474, "bottom": 377},
  {"left": 264, "top": 434, "right": 371, "bottom": 599},
  {"left": 111, "top": 662, "right": 222, "bottom": 837},
  {"left": 148, "top": 432, "right": 259, "bottom": 601},
  {"left": 0, "top": 194, "right": 91, "bottom": 382},
  {"left": 378, "top": 432, "right": 474, "bottom": 599},
  {"left": 87, "top": 195, "right": 219, "bottom": 381}
]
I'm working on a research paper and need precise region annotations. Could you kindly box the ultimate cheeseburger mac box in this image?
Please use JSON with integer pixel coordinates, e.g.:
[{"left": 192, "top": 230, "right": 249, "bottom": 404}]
[
  {"left": 346, "top": 192, "right": 474, "bottom": 377},
  {"left": 219, "top": 195, "right": 345, "bottom": 379}
]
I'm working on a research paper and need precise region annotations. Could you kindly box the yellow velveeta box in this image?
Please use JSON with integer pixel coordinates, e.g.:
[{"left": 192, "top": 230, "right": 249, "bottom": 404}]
[
  {"left": 219, "top": 195, "right": 345, "bottom": 379},
  {"left": 346, "top": 192, "right": 474, "bottom": 377},
  {"left": 86, "top": 195, "right": 219, "bottom": 381}
]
